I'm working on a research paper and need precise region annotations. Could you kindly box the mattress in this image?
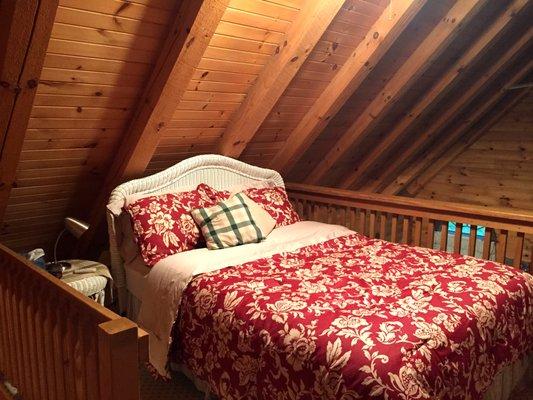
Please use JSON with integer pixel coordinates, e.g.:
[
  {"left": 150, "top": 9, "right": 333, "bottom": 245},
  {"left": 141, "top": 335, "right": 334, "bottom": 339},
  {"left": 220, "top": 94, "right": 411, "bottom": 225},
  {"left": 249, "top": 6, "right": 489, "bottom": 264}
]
[{"left": 124, "top": 255, "right": 150, "bottom": 300}]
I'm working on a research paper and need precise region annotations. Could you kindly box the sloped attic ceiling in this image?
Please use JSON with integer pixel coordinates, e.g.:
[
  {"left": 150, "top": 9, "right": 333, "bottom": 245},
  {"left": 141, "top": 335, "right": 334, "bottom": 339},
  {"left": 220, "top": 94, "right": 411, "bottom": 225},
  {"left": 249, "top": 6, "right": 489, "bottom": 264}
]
[{"left": 0, "top": 0, "right": 531, "bottom": 253}]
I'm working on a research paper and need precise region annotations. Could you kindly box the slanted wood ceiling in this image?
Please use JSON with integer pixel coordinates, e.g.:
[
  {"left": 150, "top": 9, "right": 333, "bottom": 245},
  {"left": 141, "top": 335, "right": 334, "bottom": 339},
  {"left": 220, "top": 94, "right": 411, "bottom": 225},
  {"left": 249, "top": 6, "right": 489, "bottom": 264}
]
[{"left": 0, "top": 0, "right": 531, "bottom": 253}]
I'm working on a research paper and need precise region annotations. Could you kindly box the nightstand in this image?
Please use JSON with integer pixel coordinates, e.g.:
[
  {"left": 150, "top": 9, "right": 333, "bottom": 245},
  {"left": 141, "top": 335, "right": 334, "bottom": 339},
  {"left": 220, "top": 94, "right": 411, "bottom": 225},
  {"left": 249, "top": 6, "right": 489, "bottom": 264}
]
[{"left": 60, "top": 259, "right": 112, "bottom": 305}]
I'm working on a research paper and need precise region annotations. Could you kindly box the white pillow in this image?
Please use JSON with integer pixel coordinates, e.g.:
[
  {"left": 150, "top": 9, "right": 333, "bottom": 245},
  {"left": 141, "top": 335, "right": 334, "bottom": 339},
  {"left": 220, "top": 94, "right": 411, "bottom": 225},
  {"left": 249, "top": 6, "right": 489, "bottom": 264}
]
[{"left": 238, "top": 193, "right": 276, "bottom": 237}]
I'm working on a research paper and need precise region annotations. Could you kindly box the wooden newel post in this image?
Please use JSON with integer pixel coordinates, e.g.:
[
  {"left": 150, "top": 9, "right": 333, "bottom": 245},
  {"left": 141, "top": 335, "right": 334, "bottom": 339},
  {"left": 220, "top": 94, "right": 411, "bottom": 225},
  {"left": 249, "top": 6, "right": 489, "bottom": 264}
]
[{"left": 97, "top": 317, "right": 140, "bottom": 400}]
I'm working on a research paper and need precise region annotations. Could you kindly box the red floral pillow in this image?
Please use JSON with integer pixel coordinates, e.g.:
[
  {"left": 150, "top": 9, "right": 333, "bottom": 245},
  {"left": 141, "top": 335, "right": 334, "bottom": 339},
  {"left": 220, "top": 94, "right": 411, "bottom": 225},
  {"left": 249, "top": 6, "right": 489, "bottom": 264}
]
[
  {"left": 125, "top": 184, "right": 219, "bottom": 267},
  {"left": 241, "top": 186, "right": 300, "bottom": 227}
]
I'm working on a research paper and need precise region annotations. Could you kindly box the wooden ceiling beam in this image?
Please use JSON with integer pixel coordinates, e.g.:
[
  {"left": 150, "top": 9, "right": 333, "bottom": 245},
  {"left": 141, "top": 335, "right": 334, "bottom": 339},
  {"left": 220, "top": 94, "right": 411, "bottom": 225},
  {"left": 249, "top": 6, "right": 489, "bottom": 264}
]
[
  {"left": 305, "top": 0, "right": 486, "bottom": 185},
  {"left": 216, "top": 0, "right": 345, "bottom": 159},
  {"left": 0, "top": 0, "right": 58, "bottom": 223},
  {"left": 269, "top": 0, "right": 427, "bottom": 175},
  {"left": 379, "top": 28, "right": 532, "bottom": 195},
  {"left": 104, "top": 0, "right": 228, "bottom": 182},
  {"left": 406, "top": 86, "right": 531, "bottom": 196},
  {"left": 79, "top": 0, "right": 229, "bottom": 253},
  {"left": 339, "top": 0, "right": 530, "bottom": 189}
]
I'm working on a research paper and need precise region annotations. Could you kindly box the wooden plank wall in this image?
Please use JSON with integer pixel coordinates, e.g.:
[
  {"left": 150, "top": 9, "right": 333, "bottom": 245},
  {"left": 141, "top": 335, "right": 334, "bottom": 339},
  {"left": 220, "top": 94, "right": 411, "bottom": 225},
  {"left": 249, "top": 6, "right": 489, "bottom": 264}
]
[
  {"left": 0, "top": 0, "right": 178, "bottom": 252},
  {"left": 415, "top": 92, "right": 533, "bottom": 263},
  {"left": 145, "top": 0, "right": 309, "bottom": 174},
  {"left": 239, "top": 0, "right": 390, "bottom": 166}
]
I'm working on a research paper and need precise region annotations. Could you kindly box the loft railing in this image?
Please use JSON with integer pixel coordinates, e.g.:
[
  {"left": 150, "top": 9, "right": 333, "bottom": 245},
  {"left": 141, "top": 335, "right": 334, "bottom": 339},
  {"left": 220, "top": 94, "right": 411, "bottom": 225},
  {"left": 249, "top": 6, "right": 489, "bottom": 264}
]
[
  {"left": 0, "top": 244, "right": 148, "bottom": 400},
  {"left": 286, "top": 183, "right": 533, "bottom": 272}
]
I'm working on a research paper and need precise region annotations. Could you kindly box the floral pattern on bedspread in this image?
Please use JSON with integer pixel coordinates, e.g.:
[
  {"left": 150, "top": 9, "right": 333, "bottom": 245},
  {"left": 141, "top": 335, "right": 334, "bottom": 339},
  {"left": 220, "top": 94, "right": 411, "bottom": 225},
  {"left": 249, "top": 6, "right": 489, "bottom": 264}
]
[{"left": 173, "top": 233, "right": 533, "bottom": 400}]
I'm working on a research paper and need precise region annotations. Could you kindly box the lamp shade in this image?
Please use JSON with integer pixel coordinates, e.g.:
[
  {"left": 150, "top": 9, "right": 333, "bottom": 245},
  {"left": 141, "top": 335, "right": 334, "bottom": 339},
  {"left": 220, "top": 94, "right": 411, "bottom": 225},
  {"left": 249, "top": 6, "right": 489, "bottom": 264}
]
[{"left": 64, "top": 217, "right": 89, "bottom": 239}]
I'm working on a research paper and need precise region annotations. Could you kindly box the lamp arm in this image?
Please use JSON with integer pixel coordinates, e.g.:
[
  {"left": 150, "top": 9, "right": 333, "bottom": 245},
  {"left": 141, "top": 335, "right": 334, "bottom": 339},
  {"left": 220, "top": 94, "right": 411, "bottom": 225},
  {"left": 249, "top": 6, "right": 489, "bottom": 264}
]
[{"left": 53, "top": 228, "right": 67, "bottom": 265}]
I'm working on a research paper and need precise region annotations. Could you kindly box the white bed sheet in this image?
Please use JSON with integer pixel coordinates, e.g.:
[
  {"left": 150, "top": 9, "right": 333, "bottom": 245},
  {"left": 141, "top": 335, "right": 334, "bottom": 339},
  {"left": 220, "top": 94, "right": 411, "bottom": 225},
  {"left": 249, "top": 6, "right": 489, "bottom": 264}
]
[{"left": 137, "top": 221, "right": 352, "bottom": 377}]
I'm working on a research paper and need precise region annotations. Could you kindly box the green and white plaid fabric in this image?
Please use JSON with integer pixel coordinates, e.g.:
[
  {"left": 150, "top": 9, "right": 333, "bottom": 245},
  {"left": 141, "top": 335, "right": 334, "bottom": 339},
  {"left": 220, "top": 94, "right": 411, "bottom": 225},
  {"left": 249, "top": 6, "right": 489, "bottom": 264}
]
[{"left": 191, "top": 193, "right": 265, "bottom": 249}]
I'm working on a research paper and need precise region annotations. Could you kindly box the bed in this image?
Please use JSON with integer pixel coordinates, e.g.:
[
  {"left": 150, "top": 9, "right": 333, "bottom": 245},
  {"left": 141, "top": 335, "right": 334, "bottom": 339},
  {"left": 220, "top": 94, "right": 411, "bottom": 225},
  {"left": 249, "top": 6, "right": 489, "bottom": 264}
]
[{"left": 107, "top": 155, "right": 532, "bottom": 400}]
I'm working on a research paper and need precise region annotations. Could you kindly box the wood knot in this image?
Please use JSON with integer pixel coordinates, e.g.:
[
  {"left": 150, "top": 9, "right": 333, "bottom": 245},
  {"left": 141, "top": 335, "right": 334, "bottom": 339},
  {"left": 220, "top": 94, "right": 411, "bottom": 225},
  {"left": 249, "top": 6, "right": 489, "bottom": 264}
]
[
  {"left": 157, "top": 122, "right": 165, "bottom": 131},
  {"left": 373, "top": 32, "right": 379, "bottom": 39},
  {"left": 94, "top": 91, "right": 103, "bottom": 96},
  {"left": 185, "top": 36, "right": 195, "bottom": 48},
  {"left": 77, "top": 106, "right": 83, "bottom": 113},
  {"left": 290, "top": 56, "right": 298, "bottom": 62}
]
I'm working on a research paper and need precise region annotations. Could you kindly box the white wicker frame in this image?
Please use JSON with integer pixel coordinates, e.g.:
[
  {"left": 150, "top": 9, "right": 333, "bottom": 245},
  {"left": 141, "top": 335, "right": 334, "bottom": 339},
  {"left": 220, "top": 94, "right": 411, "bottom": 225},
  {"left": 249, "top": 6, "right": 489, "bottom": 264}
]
[{"left": 106, "top": 154, "right": 284, "bottom": 312}]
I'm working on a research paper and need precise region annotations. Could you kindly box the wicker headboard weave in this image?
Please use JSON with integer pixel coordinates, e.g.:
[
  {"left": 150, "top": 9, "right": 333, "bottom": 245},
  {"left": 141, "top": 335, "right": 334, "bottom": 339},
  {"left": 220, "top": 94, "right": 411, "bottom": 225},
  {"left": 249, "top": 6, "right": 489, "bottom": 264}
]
[{"left": 107, "top": 154, "right": 284, "bottom": 312}]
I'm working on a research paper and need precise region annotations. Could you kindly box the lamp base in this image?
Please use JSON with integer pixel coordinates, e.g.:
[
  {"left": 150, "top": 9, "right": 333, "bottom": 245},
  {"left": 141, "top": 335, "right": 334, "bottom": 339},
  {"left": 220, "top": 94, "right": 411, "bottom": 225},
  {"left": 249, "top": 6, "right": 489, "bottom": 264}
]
[{"left": 45, "top": 261, "right": 71, "bottom": 279}]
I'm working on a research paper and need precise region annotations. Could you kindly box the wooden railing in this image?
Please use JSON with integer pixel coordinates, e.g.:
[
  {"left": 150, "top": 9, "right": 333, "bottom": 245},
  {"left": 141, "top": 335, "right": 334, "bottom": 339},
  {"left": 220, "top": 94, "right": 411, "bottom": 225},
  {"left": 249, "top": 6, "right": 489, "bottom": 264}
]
[
  {"left": 287, "top": 183, "right": 533, "bottom": 272},
  {"left": 0, "top": 244, "right": 148, "bottom": 400}
]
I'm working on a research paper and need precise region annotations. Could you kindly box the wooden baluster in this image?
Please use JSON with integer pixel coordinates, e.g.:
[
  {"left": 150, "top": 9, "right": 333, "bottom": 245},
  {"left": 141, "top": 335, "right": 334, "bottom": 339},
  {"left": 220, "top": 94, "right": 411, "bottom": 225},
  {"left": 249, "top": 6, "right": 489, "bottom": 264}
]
[
  {"left": 317, "top": 204, "right": 323, "bottom": 223},
  {"left": 0, "top": 266, "right": 12, "bottom": 383},
  {"left": 98, "top": 318, "right": 140, "bottom": 400},
  {"left": 18, "top": 273, "right": 35, "bottom": 399},
  {"left": 12, "top": 270, "right": 28, "bottom": 397},
  {"left": 0, "top": 272, "right": 6, "bottom": 378},
  {"left": 413, "top": 218, "right": 422, "bottom": 246},
  {"left": 74, "top": 318, "right": 88, "bottom": 400},
  {"left": 482, "top": 228, "right": 492, "bottom": 260},
  {"left": 496, "top": 230, "right": 508, "bottom": 264},
  {"left": 85, "top": 320, "right": 99, "bottom": 400},
  {"left": 52, "top": 306, "right": 67, "bottom": 400},
  {"left": 4, "top": 269, "right": 17, "bottom": 390},
  {"left": 63, "top": 306, "right": 77, "bottom": 399},
  {"left": 391, "top": 215, "right": 398, "bottom": 243},
  {"left": 301, "top": 199, "right": 307, "bottom": 219},
  {"left": 513, "top": 232, "right": 525, "bottom": 269},
  {"left": 338, "top": 207, "right": 346, "bottom": 226},
  {"left": 358, "top": 209, "right": 366, "bottom": 234},
  {"left": 440, "top": 222, "right": 449, "bottom": 251},
  {"left": 453, "top": 223, "right": 463, "bottom": 254},
  {"left": 312, "top": 202, "right": 319, "bottom": 222},
  {"left": 368, "top": 211, "right": 377, "bottom": 238},
  {"left": 468, "top": 225, "right": 477, "bottom": 257},
  {"left": 349, "top": 208, "right": 357, "bottom": 231},
  {"left": 25, "top": 280, "right": 41, "bottom": 400},
  {"left": 426, "top": 219, "right": 435, "bottom": 249},
  {"left": 33, "top": 285, "right": 49, "bottom": 400},
  {"left": 401, "top": 217, "right": 410, "bottom": 244},
  {"left": 379, "top": 213, "right": 387, "bottom": 240},
  {"left": 43, "top": 299, "right": 58, "bottom": 399}
]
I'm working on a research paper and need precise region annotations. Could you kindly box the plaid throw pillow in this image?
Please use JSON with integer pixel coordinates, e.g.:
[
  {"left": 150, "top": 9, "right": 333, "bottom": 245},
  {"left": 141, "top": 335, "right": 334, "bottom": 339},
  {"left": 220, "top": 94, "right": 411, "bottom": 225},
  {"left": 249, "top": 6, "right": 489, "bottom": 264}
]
[{"left": 191, "top": 193, "right": 265, "bottom": 250}]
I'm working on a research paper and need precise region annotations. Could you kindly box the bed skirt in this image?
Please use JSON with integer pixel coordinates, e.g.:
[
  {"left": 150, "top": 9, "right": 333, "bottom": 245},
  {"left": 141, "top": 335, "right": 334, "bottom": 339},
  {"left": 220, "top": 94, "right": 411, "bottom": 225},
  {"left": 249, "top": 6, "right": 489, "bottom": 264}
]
[{"left": 125, "top": 289, "right": 531, "bottom": 400}]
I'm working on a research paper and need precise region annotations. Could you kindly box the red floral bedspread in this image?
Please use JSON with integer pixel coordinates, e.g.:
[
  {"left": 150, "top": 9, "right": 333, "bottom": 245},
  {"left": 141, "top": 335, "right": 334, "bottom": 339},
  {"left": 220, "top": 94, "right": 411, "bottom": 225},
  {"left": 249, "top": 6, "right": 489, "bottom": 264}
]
[{"left": 172, "top": 233, "right": 533, "bottom": 399}]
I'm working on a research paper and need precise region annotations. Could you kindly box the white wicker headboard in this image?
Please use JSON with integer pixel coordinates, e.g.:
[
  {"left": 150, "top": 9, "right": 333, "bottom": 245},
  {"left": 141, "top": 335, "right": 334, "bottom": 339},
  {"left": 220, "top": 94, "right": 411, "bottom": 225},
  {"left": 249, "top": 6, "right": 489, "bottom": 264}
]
[{"left": 106, "top": 154, "right": 284, "bottom": 312}]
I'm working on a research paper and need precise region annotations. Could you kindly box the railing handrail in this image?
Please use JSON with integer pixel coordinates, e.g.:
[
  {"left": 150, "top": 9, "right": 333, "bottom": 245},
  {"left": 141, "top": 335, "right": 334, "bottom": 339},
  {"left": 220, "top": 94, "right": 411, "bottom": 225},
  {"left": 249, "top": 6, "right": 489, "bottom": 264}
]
[
  {"left": 0, "top": 242, "right": 149, "bottom": 355},
  {"left": 286, "top": 183, "right": 533, "bottom": 234}
]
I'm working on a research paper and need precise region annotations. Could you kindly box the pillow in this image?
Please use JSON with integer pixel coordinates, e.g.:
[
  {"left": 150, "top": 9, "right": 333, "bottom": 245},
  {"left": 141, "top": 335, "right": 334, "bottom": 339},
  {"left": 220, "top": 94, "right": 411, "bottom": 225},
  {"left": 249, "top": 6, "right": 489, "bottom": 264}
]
[
  {"left": 191, "top": 193, "right": 265, "bottom": 250},
  {"left": 238, "top": 193, "right": 276, "bottom": 236},
  {"left": 241, "top": 186, "right": 300, "bottom": 227},
  {"left": 107, "top": 186, "right": 196, "bottom": 216},
  {"left": 125, "top": 184, "right": 218, "bottom": 266}
]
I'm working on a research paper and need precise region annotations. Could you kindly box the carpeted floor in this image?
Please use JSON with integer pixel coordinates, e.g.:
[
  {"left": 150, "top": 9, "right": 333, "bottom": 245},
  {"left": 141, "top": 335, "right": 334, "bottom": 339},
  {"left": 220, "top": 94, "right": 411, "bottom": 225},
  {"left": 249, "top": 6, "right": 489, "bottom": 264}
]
[
  {"left": 140, "top": 368, "right": 204, "bottom": 400},
  {"left": 140, "top": 367, "right": 533, "bottom": 400}
]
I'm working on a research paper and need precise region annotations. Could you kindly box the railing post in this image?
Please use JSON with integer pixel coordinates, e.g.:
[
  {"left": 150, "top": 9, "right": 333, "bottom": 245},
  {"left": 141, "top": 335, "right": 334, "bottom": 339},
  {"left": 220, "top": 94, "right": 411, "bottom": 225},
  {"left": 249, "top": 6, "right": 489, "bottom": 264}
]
[{"left": 97, "top": 318, "right": 141, "bottom": 400}]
